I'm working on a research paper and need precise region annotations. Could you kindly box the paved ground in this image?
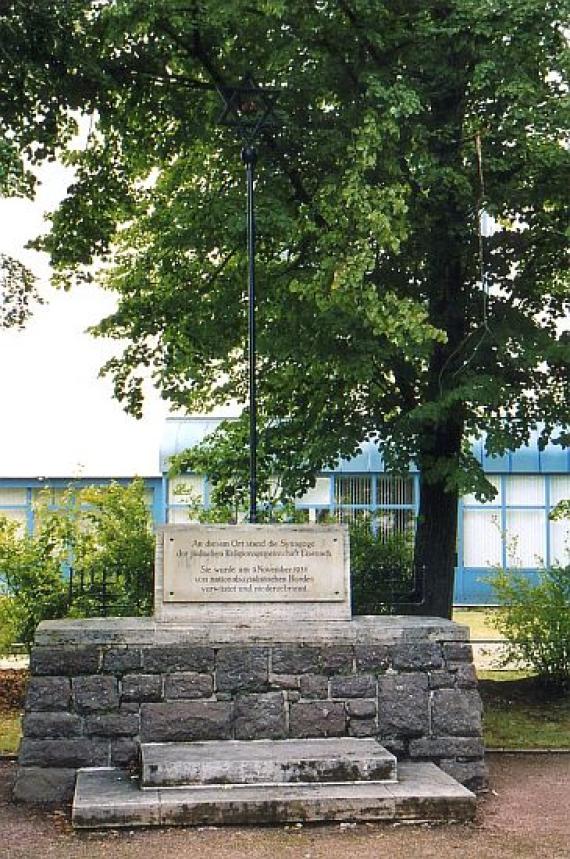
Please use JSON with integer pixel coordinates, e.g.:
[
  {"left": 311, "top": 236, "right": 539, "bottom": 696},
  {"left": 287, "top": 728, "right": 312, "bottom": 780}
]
[{"left": 1, "top": 754, "right": 568, "bottom": 858}]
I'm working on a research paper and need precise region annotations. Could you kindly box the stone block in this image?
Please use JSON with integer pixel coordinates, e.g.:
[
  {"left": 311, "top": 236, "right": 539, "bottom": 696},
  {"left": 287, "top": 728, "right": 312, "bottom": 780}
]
[
  {"left": 289, "top": 702, "right": 346, "bottom": 738},
  {"left": 378, "top": 674, "right": 429, "bottom": 736},
  {"left": 216, "top": 647, "right": 268, "bottom": 692},
  {"left": 452, "top": 663, "right": 478, "bottom": 689},
  {"left": 354, "top": 645, "right": 391, "bottom": 672},
  {"left": 269, "top": 673, "right": 299, "bottom": 690},
  {"left": 19, "top": 737, "right": 109, "bottom": 768},
  {"left": 409, "top": 737, "right": 485, "bottom": 759},
  {"left": 438, "top": 758, "right": 488, "bottom": 792},
  {"left": 23, "top": 712, "right": 82, "bottom": 739},
  {"left": 392, "top": 643, "right": 443, "bottom": 670},
  {"left": 121, "top": 673, "right": 162, "bottom": 702},
  {"left": 299, "top": 674, "right": 328, "bottom": 699},
  {"left": 25, "top": 677, "right": 71, "bottom": 711},
  {"left": 140, "top": 701, "right": 232, "bottom": 742},
  {"left": 111, "top": 738, "right": 139, "bottom": 768},
  {"left": 348, "top": 718, "right": 378, "bottom": 738},
  {"left": 103, "top": 647, "right": 142, "bottom": 674},
  {"left": 31, "top": 646, "right": 100, "bottom": 676},
  {"left": 330, "top": 675, "right": 376, "bottom": 699},
  {"left": 319, "top": 646, "right": 353, "bottom": 674},
  {"left": 142, "top": 645, "right": 215, "bottom": 674},
  {"left": 164, "top": 672, "right": 213, "bottom": 700},
  {"left": 443, "top": 642, "right": 473, "bottom": 663},
  {"left": 13, "top": 767, "right": 77, "bottom": 804},
  {"left": 85, "top": 712, "right": 140, "bottom": 737},
  {"left": 431, "top": 689, "right": 482, "bottom": 737},
  {"left": 73, "top": 676, "right": 119, "bottom": 713},
  {"left": 233, "top": 692, "right": 287, "bottom": 740},
  {"left": 271, "top": 646, "right": 320, "bottom": 674},
  {"left": 346, "top": 699, "right": 377, "bottom": 719},
  {"left": 428, "top": 671, "right": 455, "bottom": 689}
]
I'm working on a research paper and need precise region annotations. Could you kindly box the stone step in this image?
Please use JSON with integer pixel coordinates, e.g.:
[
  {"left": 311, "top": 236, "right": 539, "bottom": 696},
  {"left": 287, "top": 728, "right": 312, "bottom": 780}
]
[
  {"left": 140, "top": 738, "right": 397, "bottom": 787},
  {"left": 72, "top": 763, "right": 476, "bottom": 829}
]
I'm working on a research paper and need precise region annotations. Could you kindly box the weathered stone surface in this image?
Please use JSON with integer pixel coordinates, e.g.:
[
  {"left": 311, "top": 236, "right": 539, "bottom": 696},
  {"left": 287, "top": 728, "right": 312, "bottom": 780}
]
[
  {"left": 85, "top": 712, "right": 140, "bottom": 737},
  {"left": 103, "top": 648, "right": 142, "bottom": 674},
  {"left": 23, "top": 712, "right": 82, "bottom": 739},
  {"left": 409, "top": 737, "right": 485, "bottom": 759},
  {"left": 346, "top": 699, "right": 377, "bottom": 719},
  {"left": 431, "top": 690, "right": 482, "bottom": 737},
  {"left": 19, "top": 737, "right": 109, "bottom": 768},
  {"left": 73, "top": 676, "right": 119, "bottom": 714},
  {"left": 25, "top": 677, "right": 71, "bottom": 711},
  {"left": 348, "top": 718, "right": 378, "bottom": 738},
  {"left": 319, "top": 646, "right": 353, "bottom": 674},
  {"left": 140, "top": 701, "right": 232, "bottom": 742},
  {"left": 452, "top": 663, "right": 478, "bottom": 689},
  {"left": 330, "top": 675, "right": 376, "bottom": 699},
  {"left": 354, "top": 645, "right": 391, "bottom": 672},
  {"left": 121, "top": 673, "right": 162, "bottom": 702},
  {"left": 31, "top": 647, "right": 100, "bottom": 676},
  {"left": 271, "top": 646, "right": 320, "bottom": 675},
  {"left": 110, "top": 738, "right": 139, "bottom": 768},
  {"left": 392, "top": 643, "right": 443, "bottom": 671},
  {"left": 438, "top": 758, "right": 488, "bottom": 791},
  {"left": 73, "top": 769, "right": 161, "bottom": 828},
  {"left": 289, "top": 702, "right": 346, "bottom": 738},
  {"left": 13, "top": 767, "right": 76, "bottom": 804},
  {"left": 299, "top": 674, "right": 328, "bottom": 699},
  {"left": 233, "top": 692, "right": 287, "bottom": 740},
  {"left": 428, "top": 670, "right": 455, "bottom": 689},
  {"left": 377, "top": 674, "right": 429, "bottom": 736},
  {"left": 142, "top": 645, "right": 215, "bottom": 674},
  {"left": 269, "top": 673, "right": 299, "bottom": 690},
  {"left": 443, "top": 642, "right": 473, "bottom": 663},
  {"left": 164, "top": 672, "right": 213, "bottom": 700},
  {"left": 216, "top": 647, "right": 268, "bottom": 692}
]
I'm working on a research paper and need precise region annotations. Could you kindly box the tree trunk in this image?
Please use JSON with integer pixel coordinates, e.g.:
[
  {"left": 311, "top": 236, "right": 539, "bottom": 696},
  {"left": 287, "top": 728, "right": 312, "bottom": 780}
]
[{"left": 409, "top": 417, "right": 464, "bottom": 619}]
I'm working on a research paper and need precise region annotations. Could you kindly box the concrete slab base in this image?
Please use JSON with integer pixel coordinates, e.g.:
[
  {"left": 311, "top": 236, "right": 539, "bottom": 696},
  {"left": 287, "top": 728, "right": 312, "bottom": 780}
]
[
  {"left": 140, "top": 738, "right": 397, "bottom": 787},
  {"left": 72, "top": 763, "right": 476, "bottom": 829}
]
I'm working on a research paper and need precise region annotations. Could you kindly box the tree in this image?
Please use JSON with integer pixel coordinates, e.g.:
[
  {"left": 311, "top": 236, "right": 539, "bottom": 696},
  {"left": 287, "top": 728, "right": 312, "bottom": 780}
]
[{"left": 1, "top": 1, "right": 568, "bottom": 616}]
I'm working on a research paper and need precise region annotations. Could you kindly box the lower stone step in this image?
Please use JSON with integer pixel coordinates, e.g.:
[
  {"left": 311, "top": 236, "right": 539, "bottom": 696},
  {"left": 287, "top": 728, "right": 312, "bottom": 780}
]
[
  {"left": 72, "top": 763, "right": 476, "bottom": 829},
  {"left": 140, "top": 738, "right": 397, "bottom": 787}
]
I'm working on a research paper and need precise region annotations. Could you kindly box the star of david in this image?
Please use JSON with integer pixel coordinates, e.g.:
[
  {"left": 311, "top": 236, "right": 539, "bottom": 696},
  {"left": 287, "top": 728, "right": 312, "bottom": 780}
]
[{"left": 218, "top": 74, "right": 280, "bottom": 145}]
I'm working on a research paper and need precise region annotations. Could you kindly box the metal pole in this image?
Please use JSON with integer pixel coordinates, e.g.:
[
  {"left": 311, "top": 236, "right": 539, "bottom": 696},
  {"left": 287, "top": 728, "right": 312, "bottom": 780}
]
[{"left": 242, "top": 145, "right": 257, "bottom": 523}]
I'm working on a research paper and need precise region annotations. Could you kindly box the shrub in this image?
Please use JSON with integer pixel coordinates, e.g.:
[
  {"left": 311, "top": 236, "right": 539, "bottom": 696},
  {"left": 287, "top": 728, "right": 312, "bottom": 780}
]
[
  {"left": 350, "top": 522, "right": 414, "bottom": 614},
  {"left": 0, "top": 479, "right": 154, "bottom": 649},
  {"left": 488, "top": 564, "right": 570, "bottom": 689}
]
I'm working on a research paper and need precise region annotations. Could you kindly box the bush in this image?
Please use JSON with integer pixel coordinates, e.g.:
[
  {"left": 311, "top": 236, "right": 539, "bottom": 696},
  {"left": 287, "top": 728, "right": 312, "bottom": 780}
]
[
  {"left": 350, "top": 523, "right": 414, "bottom": 614},
  {"left": 488, "top": 564, "right": 570, "bottom": 690},
  {"left": 0, "top": 479, "right": 154, "bottom": 649}
]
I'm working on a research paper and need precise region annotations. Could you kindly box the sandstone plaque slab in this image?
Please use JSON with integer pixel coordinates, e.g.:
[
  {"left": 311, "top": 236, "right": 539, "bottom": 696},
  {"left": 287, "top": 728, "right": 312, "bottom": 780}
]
[{"left": 155, "top": 524, "right": 350, "bottom": 623}]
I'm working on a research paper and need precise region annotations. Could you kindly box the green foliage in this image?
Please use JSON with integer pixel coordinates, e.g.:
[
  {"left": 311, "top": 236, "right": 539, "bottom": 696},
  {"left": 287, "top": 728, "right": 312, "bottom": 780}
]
[
  {"left": 488, "top": 565, "right": 570, "bottom": 689},
  {"left": 0, "top": 253, "right": 41, "bottom": 329},
  {"left": 0, "top": 517, "right": 68, "bottom": 650},
  {"left": 0, "top": 480, "right": 154, "bottom": 648},
  {"left": 349, "top": 522, "right": 414, "bottom": 615}
]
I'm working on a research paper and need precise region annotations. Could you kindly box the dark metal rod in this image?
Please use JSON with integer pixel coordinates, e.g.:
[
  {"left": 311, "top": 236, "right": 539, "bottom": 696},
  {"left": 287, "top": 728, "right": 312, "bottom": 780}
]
[{"left": 242, "top": 145, "right": 258, "bottom": 523}]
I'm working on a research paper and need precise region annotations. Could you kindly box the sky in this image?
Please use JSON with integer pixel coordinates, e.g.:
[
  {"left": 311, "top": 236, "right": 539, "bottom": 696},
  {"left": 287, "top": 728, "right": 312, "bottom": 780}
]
[{"left": 0, "top": 160, "right": 170, "bottom": 477}]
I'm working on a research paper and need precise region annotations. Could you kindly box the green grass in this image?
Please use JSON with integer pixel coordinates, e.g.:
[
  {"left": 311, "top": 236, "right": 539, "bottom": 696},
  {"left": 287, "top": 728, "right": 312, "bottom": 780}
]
[
  {"left": 0, "top": 712, "right": 21, "bottom": 755},
  {"left": 478, "top": 671, "right": 570, "bottom": 749},
  {"left": 453, "top": 608, "right": 503, "bottom": 640}
]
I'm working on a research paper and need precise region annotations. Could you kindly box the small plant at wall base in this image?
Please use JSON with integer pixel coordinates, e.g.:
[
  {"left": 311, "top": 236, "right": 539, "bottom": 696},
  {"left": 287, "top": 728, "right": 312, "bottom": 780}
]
[{"left": 488, "top": 564, "right": 569, "bottom": 691}]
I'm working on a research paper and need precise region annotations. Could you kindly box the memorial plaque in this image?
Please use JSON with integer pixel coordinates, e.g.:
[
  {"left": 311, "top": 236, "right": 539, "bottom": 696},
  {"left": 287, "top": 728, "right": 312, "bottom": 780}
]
[
  {"left": 155, "top": 524, "right": 351, "bottom": 623},
  {"left": 164, "top": 525, "right": 346, "bottom": 602}
]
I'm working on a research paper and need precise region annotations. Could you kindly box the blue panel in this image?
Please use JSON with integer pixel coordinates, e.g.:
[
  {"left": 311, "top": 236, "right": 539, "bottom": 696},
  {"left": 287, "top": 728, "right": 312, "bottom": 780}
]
[
  {"left": 539, "top": 443, "right": 569, "bottom": 473},
  {"left": 510, "top": 442, "right": 540, "bottom": 473},
  {"left": 454, "top": 568, "right": 543, "bottom": 605}
]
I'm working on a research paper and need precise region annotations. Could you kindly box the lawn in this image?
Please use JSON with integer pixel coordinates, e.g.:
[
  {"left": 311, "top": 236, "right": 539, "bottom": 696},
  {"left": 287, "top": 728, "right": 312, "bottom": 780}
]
[
  {"left": 0, "top": 712, "right": 20, "bottom": 755},
  {"left": 452, "top": 608, "right": 503, "bottom": 640},
  {"left": 479, "top": 672, "right": 570, "bottom": 749}
]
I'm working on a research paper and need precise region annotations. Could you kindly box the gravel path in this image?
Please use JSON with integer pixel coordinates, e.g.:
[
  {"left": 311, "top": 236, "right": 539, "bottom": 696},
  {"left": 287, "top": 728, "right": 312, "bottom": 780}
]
[{"left": 1, "top": 754, "right": 568, "bottom": 858}]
